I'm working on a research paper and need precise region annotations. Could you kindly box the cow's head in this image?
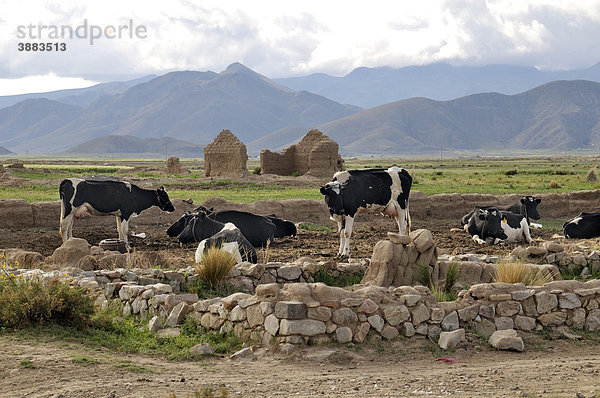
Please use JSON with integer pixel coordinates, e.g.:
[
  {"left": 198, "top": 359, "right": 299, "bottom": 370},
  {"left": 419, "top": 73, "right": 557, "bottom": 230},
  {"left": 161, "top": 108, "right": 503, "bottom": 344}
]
[
  {"left": 320, "top": 182, "right": 344, "bottom": 215},
  {"left": 521, "top": 196, "right": 541, "bottom": 220},
  {"left": 194, "top": 205, "right": 215, "bottom": 217},
  {"left": 178, "top": 212, "right": 216, "bottom": 244},
  {"left": 156, "top": 186, "right": 175, "bottom": 212},
  {"left": 476, "top": 207, "right": 508, "bottom": 241},
  {"left": 166, "top": 211, "right": 195, "bottom": 237}
]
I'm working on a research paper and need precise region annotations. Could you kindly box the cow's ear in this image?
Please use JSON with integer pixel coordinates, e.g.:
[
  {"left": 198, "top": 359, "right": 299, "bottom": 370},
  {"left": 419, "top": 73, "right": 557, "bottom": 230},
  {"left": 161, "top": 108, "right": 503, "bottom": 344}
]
[
  {"left": 478, "top": 213, "right": 486, "bottom": 220},
  {"left": 535, "top": 198, "right": 541, "bottom": 204},
  {"left": 319, "top": 185, "right": 329, "bottom": 195},
  {"left": 520, "top": 198, "right": 526, "bottom": 205}
]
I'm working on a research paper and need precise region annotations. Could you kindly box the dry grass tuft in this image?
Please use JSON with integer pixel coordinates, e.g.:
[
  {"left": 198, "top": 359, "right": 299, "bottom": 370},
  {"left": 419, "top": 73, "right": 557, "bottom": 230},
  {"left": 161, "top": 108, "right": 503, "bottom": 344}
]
[
  {"left": 196, "top": 247, "right": 236, "bottom": 288},
  {"left": 493, "top": 262, "right": 556, "bottom": 286},
  {"left": 586, "top": 168, "right": 598, "bottom": 182}
]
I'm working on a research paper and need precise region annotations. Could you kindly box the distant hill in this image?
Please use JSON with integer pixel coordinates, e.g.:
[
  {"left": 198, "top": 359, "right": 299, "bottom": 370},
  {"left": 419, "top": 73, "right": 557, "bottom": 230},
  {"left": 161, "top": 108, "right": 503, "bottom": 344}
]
[
  {"left": 0, "top": 145, "right": 12, "bottom": 154},
  {"left": 0, "top": 75, "right": 157, "bottom": 109},
  {"left": 249, "top": 80, "right": 600, "bottom": 155},
  {"left": 276, "top": 63, "right": 600, "bottom": 108},
  {"left": 64, "top": 135, "right": 203, "bottom": 157},
  {"left": 0, "top": 63, "right": 359, "bottom": 153}
]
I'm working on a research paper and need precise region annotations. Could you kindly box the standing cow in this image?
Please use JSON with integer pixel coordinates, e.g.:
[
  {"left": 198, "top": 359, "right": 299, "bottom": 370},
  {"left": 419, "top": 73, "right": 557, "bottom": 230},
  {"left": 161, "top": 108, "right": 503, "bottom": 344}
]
[
  {"left": 320, "top": 166, "right": 412, "bottom": 257},
  {"left": 59, "top": 179, "right": 175, "bottom": 244}
]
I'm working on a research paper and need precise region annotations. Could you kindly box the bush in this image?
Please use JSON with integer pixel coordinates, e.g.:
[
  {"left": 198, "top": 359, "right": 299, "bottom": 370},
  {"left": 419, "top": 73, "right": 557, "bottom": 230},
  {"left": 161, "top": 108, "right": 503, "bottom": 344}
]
[
  {"left": 549, "top": 180, "right": 561, "bottom": 188},
  {"left": 251, "top": 166, "right": 261, "bottom": 175},
  {"left": 196, "top": 247, "right": 236, "bottom": 289},
  {"left": 493, "top": 262, "right": 555, "bottom": 286},
  {"left": 505, "top": 168, "right": 518, "bottom": 176},
  {"left": 0, "top": 274, "right": 94, "bottom": 329},
  {"left": 586, "top": 168, "right": 597, "bottom": 182}
]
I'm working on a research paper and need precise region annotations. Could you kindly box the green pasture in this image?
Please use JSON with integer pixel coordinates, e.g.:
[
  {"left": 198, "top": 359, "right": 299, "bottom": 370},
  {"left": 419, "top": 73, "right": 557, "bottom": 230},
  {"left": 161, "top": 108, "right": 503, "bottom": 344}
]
[{"left": 1, "top": 156, "right": 600, "bottom": 203}]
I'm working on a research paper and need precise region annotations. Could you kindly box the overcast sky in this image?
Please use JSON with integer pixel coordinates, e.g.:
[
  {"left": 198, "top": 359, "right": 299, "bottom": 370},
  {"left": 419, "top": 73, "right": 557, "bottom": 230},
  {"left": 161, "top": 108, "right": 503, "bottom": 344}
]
[{"left": 1, "top": 0, "right": 599, "bottom": 95}]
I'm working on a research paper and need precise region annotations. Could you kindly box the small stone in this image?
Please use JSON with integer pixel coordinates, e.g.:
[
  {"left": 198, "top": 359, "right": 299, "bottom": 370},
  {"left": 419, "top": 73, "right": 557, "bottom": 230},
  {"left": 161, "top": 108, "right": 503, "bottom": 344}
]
[
  {"left": 382, "top": 305, "right": 410, "bottom": 326},
  {"left": 387, "top": 232, "right": 412, "bottom": 245},
  {"left": 278, "top": 343, "right": 296, "bottom": 355},
  {"left": 356, "top": 299, "right": 379, "bottom": 314},
  {"left": 277, "top": 265, "right": 302, "bottom": 280},
  {"left": 274, "top": 301, "right": 307, "bottom": 319},
  {"left": 496, "top": 301, "right": 521, "bottom": 317},
  {"left": 494, "top": 317, "right": 514, "bottom": 330},
  {"left": 353, "top": 322, "right": 371, "bottom": 343},
  {"left": 367, "top": 314, "right": 385, "bottom": 332},
  {"left": 332, "top": 307, "right": 358, "bottom": 325},
  {"left": 400, "top": 322, "right": 415, "bottom": 337},
  {"left": 279, "top": 319, "right": 326, "bottom": 336},
  {"left": 438, "top": 329, "right": 465, "bottom": 350},
  {"left": 190, "top": 343, "right": 214, "bottom": 356},
  {"left": 489, "top": 329, "right": 524, "bottom": 351},
  {"left": 335, "top": 326, "right": 353, "bottom": 343},
  {"left": 264, "top": 314, "right": 279, "bottom": 335},
  {"left": 148, "top": 315, "right": 161, "bottom": 333},
  {"left": 559, "top": 293, "right": 581, "bottom": 309},
  {"left": 442, "top": 311, "right": 459, "bottom": 331}
]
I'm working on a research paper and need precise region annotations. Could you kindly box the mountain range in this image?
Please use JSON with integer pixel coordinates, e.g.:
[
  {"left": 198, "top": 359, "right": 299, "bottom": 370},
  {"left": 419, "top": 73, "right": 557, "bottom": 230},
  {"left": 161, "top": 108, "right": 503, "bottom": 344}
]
[
  {"left": 0, "top": 62, "right": 600, "bottom": 156},
  {"left": 276, "top": 63, "right": 600, "bottom": 108},
  {"left": 64, "top": 135, "right": 203, "bottom": 157}
]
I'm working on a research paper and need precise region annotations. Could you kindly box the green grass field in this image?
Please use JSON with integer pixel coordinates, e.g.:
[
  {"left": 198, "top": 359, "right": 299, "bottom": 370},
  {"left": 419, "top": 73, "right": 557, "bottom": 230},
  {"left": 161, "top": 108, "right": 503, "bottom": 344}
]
[{"left": 1, "top": 156, "right": 599, "bottom": 203}]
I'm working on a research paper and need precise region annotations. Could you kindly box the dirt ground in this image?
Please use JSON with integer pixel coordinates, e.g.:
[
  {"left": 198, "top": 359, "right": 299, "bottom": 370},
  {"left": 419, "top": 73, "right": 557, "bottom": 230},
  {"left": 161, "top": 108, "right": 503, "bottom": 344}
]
[
  {"left": 1, "top": 330, "right": 599, "bottom": 398},
  {"left": 0, "top": 216, "right": 560, "bottom": 265}
]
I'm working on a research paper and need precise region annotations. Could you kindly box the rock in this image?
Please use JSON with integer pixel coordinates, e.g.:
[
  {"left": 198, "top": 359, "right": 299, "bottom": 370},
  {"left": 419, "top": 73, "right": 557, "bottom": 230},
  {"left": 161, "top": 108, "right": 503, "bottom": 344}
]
[
  {"left": 165, "top": 302, "right": 191, "bottom": 327},
  {"left": 429, "top": 307, "right": 445, "bottom": 323},
  {"left": 50, "top": 238, "right": 90, "bottom": 266},
  {"left": 381, "top": 325, "right": 400, "bottom": 340},
  {"left": 190, "top": 343, "right": 214, "bottom": 356},
  {"left": 278, "top": 343, "right": 296, "bottom": 355},
  {"left": 585, "top": 309, "right": 600, "bottom": 332},
  {"left": 511, "top": 289, "right": 535, "bottom": 301},
  {"left": 387, "top": 232, "right": 412, "bottom": 245},
  {"left": 277, "top": 265, "right": 302, "bottom": 280},
  {"left": 279, "top": 319, "right": 326, "bottom": 336},
  {"left": 496, "top": 301, "right": 521, "bottom": 317},
  {"left": 221, "top": 292, "right": 252, "bottom": 310},
  {"left": 335, "top": 326, "right": 353, "bottom": 343},
  {"left": 307, "top": 306, "right": 332, "bottom": 322},
  {"left": 438, "top": 329, "right": 465, "bottom": 350},
  {"left": 332, "top": 308, "right": 358, "bottom": 325},
  {"left": 494, "top": 317, "right": 514, "bottom": 330},
  {"left": 526, "top": 246, "right": 547, "bottom": 257},
  {"left": 441, "top": 311, "right": 459, "bottom": 331},
  {"left": 367, "top": 314, "right": 385, "bottom": 332},
  {"left": 473, "top": 319, "right": 496, "bottom": 338},
  {"left": 148, "top": 315, "right": 161, "bottom": 333},
  {"left": 535, "top": 292, "right": 558, "bottom": 314},
  {"left": 514, "top": 315, "right": 536, "bottom": 331},
  {"left": 479, "top": 304, "right": 495, "bottom": 319},
  {"left": 353, "top": 322, "right": 371, "bottom": 343},
  {"left": 382, "top": 305, "right": 410, "bottom": 326},
  {"left": 246, "top": 304, "right": 265, "bottom": 328},
  {"left": 274, "top": 301, "right": 307, "bottom": 319},
  {"left": 156, "top": 327, "right": 181, "bottom": 339},
  {"left": 403, "top": 294, "right": 421, "bottom": 307},
  {"left": 410, "top": 229, "right": 434, "bottom": 252},
  {"left": 410, "top": 303, "right": 430, "bottom": 325},
  {"left": 400, "top": 322, "right": 415, "bottom": 337},
  {"left": 229, "top": 306, "right": 246, "bottom": 322},
  {"left": 489, "top": 329, "right": 524, "bottom": 351},
  {"left": 264, "top": 314, "right": 280, "bottom": 335},
  {"left": 75, "top": 255, "right": 97, "bottom": 271},
  {"left": 356, "top": 299, "right": 379, "bottom": 314},
  {"left": 542, "top": 241, "right": 564, "bottom": 253},
  {"left": 559, "top": 293, "right": 581, "bottom": 309},
  {"left": 457, "top": 304, "right": 479, "bottom": 321},
  {"left": 255, "top": 283, "right": 280, "bottom": 299}
]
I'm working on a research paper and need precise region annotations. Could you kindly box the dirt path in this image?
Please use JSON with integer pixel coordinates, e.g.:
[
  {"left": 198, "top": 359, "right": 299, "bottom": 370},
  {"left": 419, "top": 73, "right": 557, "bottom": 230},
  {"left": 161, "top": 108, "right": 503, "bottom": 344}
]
[{"left": 1, "top": 333, "right": 598, "bottom": 398}]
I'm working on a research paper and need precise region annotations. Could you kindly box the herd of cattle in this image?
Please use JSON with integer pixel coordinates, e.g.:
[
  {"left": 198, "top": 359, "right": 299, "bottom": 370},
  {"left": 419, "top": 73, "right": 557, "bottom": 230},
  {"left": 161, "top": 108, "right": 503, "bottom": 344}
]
[{"left": 57, "top": 168, "right": 600, "bottom": 262}]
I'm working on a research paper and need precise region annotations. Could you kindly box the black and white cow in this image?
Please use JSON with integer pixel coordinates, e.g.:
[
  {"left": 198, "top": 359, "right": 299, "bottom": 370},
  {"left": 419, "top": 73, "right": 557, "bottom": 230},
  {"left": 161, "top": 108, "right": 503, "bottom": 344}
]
[
  {"left": 320, "top": 166, "right": 412, "bottom": 256},
  {"left": 460, "top": 196, "right": 542, "bottom": 229},
  {"left": 499, "top": 211, "right": 534, "bottom": 244},
  {"left": 563, "top": 212, "right": 600, "bottom": 238},
  {"left": 59, "top": 178, "right": 175, "bottom": 244},
  {"left": 464, "top": 207, "right": 508, "bottom": 245},
  {"left": 178, "top": 212, "right": 257, "bottom": 263},
  {"left": 167, "top": 206, "right": 293, "bottom": 246}
]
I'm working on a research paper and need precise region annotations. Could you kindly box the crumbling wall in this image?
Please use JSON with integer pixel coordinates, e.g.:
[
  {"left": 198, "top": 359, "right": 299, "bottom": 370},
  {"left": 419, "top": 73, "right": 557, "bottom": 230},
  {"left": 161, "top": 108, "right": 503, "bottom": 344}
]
[
  {"left": 204, "top": 130, "right": 249, "bottom": 177},
  {"left": 260, "top": 129, "right": 343, "bottom": 177}
]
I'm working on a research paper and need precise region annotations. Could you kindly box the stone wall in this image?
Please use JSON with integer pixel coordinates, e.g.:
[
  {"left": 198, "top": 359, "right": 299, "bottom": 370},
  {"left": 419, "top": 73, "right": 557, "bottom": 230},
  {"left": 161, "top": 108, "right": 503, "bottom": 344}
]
[
  {"left": 260, "top": 129, "right": 343, "bottom": 177},
  {"left": 204, "top": 130, "right": 249, "bottom": 177}
]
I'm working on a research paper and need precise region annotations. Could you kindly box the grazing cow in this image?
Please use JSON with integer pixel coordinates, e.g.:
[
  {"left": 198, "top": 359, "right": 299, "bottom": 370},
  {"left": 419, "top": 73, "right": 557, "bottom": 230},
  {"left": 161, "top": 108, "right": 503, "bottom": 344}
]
[
  {"left": 563, "top": 212, "right": 600, "bottom": 238},
  {"left": 59, "top": 179, "right": 175, "bottom": 244},
  {"left": 465, "top": 207, "right": 508, "bottom": 245},
  {"left": 167, "top": 206, "right": 285, "bottom": 247},
  {"left": 460, "top": 195, "right": 542, "bottom": 228},
  {"left": 320, "top": 166, "right": 412, "bottom": 257},
  {"left": 178, "top": 212, "right": 257, "bottom": 263}
]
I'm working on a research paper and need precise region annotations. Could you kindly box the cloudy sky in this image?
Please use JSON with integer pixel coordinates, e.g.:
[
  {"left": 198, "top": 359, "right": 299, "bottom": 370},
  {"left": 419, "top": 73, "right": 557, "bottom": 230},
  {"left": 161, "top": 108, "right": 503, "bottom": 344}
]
[{"left": 1, "top": 0, "right": 599, "bottom": 95}]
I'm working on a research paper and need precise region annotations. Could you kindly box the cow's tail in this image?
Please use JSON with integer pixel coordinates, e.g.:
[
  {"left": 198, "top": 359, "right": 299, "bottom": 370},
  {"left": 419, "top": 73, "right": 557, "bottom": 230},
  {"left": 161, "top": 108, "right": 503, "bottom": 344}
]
[{"left": 406, "top": 203, "right": 411, "bottom": 234}]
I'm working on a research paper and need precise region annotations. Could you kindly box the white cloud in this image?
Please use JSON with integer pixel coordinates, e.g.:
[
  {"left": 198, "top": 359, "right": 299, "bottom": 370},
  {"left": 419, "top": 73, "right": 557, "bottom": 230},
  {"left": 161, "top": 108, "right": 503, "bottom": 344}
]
[
  {"left": 0, "top": 73, "right": 97, "bottom": 95},
  {"left": 0, "top": 0, "right": 599, "bottom": 92}
]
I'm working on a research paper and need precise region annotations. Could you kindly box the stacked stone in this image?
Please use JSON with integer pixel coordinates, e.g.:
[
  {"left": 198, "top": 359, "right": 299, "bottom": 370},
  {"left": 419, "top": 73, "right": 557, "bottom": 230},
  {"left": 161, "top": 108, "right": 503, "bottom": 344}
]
[
  {"left": 185, "top": 282, "right": 445, "bottom": 351},
  {"left": 442, "top": 280, "right": 600, "bottom": 337},
  {"left": 228, "top": 259, "right": 367, "bottom": 293},
  {"left": 510, "top": 242, "right": 600, "bottom": 276}
]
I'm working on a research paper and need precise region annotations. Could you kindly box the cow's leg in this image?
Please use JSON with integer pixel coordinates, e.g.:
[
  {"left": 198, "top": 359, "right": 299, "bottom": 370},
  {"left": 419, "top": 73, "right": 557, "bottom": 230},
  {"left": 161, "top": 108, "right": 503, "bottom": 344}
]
[
  {"left": 530, "top": 222, "right": 543, "bottom": 229},
  {"left": 61, "top": 213, "right": 74, "bottom": 243},
  {"left": 341, "top": 216, "right": 354, "bottom": 257},
  {"left": 121, "top": 218, "right": 130, "bottom": 245},
  {"left": 521, "top": 220, "right": 533, "bottom": 243},
  {"left": 393, "top": 202, "right": 410, "bottom": 235},
  {"left": 472, "top": 234, "right": 486, "bottom": 245}
]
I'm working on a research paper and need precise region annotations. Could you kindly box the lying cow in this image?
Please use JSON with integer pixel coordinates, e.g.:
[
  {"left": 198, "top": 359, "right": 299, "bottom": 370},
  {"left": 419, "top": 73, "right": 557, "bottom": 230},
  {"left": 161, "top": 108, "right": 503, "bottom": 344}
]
[
  {"left": 465, "top": 206, "right": 533, "bottom": 245},
  {"left": 178, "top": 212, "right": 257, "bottom": 263},
  {"left": 465, "top": 207, "right": 508, "bottom": 245},
  {"left": 59, "top": 179, "right": 175, "bottom": 244},
  {"left": 265, "top": 214, "right": 297, "bottom": 238},
  {"left": 460, "top": 195, "right": 542, "bottom": 229},
  {"left": 320, "top": 166, "right": 412, "bottom": 257},
  {"left": 563, "top": 212, "right": 600, "bottom": 238}
]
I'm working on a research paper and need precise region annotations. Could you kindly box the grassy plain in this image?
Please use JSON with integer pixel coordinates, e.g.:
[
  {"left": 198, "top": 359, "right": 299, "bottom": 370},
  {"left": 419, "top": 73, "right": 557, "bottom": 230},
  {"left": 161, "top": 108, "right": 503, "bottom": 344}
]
[{"left": 1, "top": 156, "right": 600, "bottom": 203}]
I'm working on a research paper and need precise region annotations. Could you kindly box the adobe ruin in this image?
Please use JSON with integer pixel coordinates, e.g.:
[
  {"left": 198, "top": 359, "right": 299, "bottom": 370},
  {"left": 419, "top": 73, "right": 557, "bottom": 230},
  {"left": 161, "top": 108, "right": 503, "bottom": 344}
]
[
  {"left": 260, "top": 129, "right": 343, "bottom": 177},
  {"left": 204, "top": 130, "right": 250, "bottom": 177}
]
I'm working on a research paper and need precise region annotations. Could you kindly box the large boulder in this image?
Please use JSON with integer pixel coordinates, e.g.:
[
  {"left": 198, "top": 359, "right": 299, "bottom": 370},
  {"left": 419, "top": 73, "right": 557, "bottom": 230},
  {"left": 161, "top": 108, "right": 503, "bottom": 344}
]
[{"left": 49, "top": 238, "right": 91, "bottom": 267}]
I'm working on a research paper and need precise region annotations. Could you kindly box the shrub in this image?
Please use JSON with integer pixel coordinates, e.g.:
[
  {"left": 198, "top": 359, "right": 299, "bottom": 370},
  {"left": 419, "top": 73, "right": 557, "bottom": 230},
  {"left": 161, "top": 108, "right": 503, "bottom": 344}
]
[
  {"left": 505, "top": 168, "right": 518, "bottom": 176},
  {"left": 549, "top": 180, "right": 561, "bottom": 189},
  {"left": 251, "top": 166, "right": 261, "bottom": 175},
  {"left": 444, "top": 262, "right": 460, "bottom": 293},
  {"left": 196, "top": 247, "right": 236, "bottom": 289},
  {"left": 313, "top": 265, "right": 363, "bottom": 287},
  {"left": 493, "top": 262, "right": 555, "bottom": 286},
  {"left": 0, "top": 275, "right": 94, "bottom": 329},
  {"left": 414, "top": 264, "right": 432, "bottom": 287},
  {"left": 586, "top": 168, "right": 597, "bottom": 182}
]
